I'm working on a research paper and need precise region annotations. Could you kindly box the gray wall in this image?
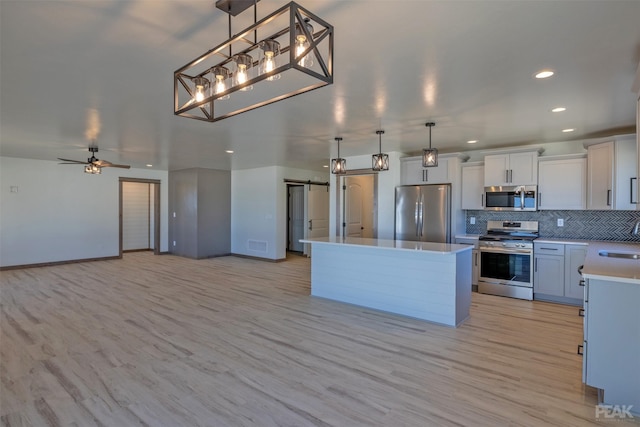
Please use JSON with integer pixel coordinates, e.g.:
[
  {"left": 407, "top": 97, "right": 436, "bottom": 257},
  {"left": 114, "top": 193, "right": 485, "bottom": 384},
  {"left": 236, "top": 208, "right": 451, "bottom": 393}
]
[
  {"left": 465, "top": 210, "right": 640, "bottom": 242},
  {"left": 169, "top": 168, "right": 231, "bottom": 259}
]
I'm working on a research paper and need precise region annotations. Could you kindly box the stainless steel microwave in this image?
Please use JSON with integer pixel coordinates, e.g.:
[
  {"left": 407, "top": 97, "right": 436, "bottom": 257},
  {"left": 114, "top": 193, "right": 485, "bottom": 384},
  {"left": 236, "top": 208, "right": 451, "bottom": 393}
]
[{"left": 484, "top": 185, "right": 537, "bottom": 211}]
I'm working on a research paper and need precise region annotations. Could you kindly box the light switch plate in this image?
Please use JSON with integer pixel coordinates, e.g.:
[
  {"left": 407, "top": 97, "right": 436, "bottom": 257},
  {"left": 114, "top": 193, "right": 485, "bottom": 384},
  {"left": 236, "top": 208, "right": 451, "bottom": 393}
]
[
  {"left": 470, "top": 217, "right": 476, "bottom": 225},
  {"left": 557, "top": 218, "right": 564, "bottom": 227}
]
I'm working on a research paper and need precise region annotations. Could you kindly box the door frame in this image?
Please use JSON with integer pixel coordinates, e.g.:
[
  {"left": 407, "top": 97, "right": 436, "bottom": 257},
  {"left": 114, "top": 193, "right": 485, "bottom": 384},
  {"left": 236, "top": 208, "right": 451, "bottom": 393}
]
[
  {"left": 286, "top": 183, "right": 305, "bottom": 253},
  {"left": 119, "top": 177, "right": 161, "bottom": 256},
  {"left": 338, "top": 169, "right": 378, "bottom": 239}
]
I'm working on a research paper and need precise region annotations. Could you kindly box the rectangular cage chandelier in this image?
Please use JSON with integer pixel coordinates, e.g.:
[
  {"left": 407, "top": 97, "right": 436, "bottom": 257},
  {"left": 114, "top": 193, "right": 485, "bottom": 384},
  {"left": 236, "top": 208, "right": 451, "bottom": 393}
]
[{"left": 174, "top": 1, "right": 334, "bottom": 122}]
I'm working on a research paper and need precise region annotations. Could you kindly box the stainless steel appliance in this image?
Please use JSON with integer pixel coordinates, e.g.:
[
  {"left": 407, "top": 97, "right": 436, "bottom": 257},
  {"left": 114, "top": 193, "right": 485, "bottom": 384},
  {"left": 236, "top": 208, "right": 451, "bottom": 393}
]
[
  {"left": 484, "top": 185, "right": 537, "bottom": 211},
  {"left": 394, "top": 184, "right": 451, "bottom": 243},
  {"left": 478, "top": 220, "right": 538, "bottom": 300}
]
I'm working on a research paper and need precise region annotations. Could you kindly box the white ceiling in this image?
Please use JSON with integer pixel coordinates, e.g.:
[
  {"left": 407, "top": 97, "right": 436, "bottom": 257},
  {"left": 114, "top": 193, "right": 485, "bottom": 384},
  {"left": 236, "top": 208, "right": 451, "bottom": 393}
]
[{"left": 1, "top": 0, "right": 639, "bottom": 172}]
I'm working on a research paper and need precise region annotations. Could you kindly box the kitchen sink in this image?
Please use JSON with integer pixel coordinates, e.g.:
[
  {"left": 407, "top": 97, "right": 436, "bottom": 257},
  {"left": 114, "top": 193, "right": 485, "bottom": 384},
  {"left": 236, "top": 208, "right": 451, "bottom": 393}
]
[{"left": 598, "top": 250, "right": 640, "bottom": 259}]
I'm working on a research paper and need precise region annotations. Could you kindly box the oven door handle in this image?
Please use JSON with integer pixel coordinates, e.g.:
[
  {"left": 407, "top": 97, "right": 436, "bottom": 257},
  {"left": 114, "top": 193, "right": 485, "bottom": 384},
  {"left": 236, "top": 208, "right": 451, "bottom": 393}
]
[{"left": 480, "top": 247, "right": 532, "bottom": 255}]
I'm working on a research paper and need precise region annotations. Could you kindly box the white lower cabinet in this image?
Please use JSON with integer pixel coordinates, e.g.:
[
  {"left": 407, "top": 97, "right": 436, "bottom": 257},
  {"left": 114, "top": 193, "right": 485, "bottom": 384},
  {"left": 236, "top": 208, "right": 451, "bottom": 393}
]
[
  {"left": 533, "top": 241, "right": 586, "bottom": 305},
  {"left": 583, "top": 277, "right": 640, "bottom": 411}
]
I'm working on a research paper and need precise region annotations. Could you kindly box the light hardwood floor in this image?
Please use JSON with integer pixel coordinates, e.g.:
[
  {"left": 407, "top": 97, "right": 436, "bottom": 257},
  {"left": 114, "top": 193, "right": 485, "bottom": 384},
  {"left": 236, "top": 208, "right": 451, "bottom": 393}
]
[{"left": 0, "top": 252, "right": 635, "bottom": 426}]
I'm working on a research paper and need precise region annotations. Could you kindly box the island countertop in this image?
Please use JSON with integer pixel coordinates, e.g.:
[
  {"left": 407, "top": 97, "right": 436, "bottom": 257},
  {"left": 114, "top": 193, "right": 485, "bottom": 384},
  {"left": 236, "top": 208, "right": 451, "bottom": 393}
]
[
  {"left": 582, "top": 241, "right": 640, "bottom": 284},
  {"left": 300, "top": 236, "right": 472, "bottom": 254}
]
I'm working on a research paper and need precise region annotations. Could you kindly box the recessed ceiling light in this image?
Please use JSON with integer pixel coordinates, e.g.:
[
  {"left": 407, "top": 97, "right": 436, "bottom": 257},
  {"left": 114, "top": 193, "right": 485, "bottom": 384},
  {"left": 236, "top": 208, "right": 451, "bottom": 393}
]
[
  {"left": 535, "top": 70, "right": 554, "bottom": 79},
  {"left": 467, "top": 140, "right": 477, "bottom": 144},
  {"left": 146, "top": 164, "right": 153, "bottom": 167},
  {"left": 551, "top": 107, "right": 566, "bottom": 113},
  {"left": 225, "top": 150, "right": 234, "bottom": 154},
  {"left": 562, "top": 128, "right": 575, "bottom": 133}
]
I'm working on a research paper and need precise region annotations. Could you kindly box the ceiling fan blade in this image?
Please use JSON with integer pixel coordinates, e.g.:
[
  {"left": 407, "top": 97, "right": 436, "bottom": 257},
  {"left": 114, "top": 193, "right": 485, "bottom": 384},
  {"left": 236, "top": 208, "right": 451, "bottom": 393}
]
[
  {"left": 57, "top": 158, "right": 89, "bottom": 164},
  {"left": 103, "top": 164, "right": 131, "bottom": 169}
]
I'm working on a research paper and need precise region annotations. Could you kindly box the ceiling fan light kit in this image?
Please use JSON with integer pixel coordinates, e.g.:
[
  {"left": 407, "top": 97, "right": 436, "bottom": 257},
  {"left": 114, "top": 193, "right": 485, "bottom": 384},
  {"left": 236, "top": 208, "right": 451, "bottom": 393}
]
[
  {"left": 58, "top": 146, "right": 131, "bottom": 174},
  {"left": 174, "top": 1, "right": 333, "bottom": 123}
]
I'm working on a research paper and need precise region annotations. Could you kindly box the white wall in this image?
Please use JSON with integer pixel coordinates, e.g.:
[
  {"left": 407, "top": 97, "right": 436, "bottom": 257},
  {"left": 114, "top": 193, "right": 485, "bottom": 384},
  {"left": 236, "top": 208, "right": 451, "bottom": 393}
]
[
  {"left": 0, "top": 157, "right": 169, "bottom": 267},
  {"left": 231, "top": 166, "right": 328, "bottom": 260},
  {"left": 328, "top": 152, "right": 403, "bottom": 240}
]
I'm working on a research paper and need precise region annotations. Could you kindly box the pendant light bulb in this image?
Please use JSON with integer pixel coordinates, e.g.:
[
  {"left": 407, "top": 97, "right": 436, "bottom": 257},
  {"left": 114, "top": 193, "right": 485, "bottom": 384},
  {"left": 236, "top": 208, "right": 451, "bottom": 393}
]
[
  {"left": 192, "top": 76, "right": 210, "bottom": 103},
  {"left": 295, "top": 19, "right": 314, "bottom": 68},
  {"left": 259, "top": 40, "right": 281, "bottom": 81},
  {"left": 233, "top": 53, "right": 253, "bottom": 91},
  {"left": 212, "top": 66, "right": 230, "bottom": 100}
]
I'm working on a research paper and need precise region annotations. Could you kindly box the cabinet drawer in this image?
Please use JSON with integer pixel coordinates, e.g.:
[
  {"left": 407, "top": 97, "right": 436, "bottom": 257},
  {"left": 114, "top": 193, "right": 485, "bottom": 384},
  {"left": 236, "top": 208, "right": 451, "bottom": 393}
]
[{"left": 534, "top": 242, "right": 564, "bottom": 254}]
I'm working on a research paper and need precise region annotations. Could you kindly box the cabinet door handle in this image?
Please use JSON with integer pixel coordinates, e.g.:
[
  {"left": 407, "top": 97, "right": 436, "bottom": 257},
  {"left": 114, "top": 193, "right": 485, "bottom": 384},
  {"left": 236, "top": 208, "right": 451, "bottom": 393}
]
[
  {"left": 578, "top": 308, "right": 584, "bottom": 317},
  {"left": 606, "top": 189, "right": 611, "bottom": 206},
  {"left": 308, "top": 220, "right": 313, "bottom": 231},
  {"left": 481, "top": 193, "right": 484, "bottom": 207},
  {"left": 579, "top": 279, "right": 585, "bottom": 287},
  {"left": 577, "top": 344, "right": 583, "bottom": 356},
  {"left": 505, "top": 170, "right": 509, "bottom": 183},
  {"left": 425, "top": 169, "right": 428, "bottom": 182},
  {"left": 539, "top": 192, "right": 541, "bottom": 207},
  {"left": 540, "top": 247, "right": 559, "bottom": 251},
  {"left": 474, "top": 252, "right": 478, "bottom": 266},
  {"left": 631, "top": 177, "right": 637, "bottom": 204},
  {"left": 510, "top": 169, "right": 513, "bottom": 183}
]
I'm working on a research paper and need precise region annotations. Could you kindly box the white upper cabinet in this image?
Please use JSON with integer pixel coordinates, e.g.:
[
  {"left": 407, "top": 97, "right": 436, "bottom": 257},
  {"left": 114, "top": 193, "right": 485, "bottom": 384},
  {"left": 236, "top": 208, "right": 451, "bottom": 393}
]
[
  {"left": 461, "top": 163, "right": 484, "bottom": 210},
  {"left": 400, "top": 157, "right": 449, "bottom": 185},
  {"left": 586, "top": 136, "right": 637, "bottom": 210},
  {"left": 484, "top": 151, "right": 539, "bottom": 186},
  {"left": 538, "top": 155, "right": 586, "bottom": 210}
]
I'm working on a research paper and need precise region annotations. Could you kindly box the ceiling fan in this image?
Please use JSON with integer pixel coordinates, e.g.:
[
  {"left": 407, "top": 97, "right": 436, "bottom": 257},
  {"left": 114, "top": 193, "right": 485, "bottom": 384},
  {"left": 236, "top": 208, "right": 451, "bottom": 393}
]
[{"left": 58, "top": 146, "right": 130, "bottom": 174}]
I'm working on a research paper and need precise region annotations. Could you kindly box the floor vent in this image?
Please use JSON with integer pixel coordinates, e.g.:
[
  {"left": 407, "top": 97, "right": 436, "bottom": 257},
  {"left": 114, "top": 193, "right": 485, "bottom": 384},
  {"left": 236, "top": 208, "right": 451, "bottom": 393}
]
[{"left": 247, "top": 240, "right": 268, "bottom": 253}]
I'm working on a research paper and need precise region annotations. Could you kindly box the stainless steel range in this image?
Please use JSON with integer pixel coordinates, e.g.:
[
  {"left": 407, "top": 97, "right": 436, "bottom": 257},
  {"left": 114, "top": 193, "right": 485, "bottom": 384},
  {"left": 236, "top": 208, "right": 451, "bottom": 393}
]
[{"left": 478, "top": 220, "right": 538, "bottom": 300}]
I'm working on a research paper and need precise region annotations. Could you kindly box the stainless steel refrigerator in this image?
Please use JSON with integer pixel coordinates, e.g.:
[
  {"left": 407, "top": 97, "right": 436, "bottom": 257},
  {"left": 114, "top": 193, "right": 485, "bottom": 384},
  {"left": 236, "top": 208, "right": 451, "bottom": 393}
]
[{"left": 394, "top": 184, "right": 451, "bottom": 243}]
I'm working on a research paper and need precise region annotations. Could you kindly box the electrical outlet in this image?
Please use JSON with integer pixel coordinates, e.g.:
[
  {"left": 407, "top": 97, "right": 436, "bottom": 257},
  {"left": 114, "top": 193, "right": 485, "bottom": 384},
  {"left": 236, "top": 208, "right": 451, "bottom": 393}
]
[
  {"left": 173, "top": 212, "right": 176, "bottom": 218},
  {"left": 173, "top": 240, "right": 176, "bottom": 246},
  {"left": 470, "top": 217, "right": 476, "bottom": 225},
  {"left": 557, "top": 218, "right": 564, "bottom": 227}
]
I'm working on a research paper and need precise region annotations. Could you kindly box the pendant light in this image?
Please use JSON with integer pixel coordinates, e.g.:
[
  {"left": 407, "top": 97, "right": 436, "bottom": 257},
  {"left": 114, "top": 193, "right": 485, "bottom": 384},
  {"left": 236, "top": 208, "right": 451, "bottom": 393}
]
[
  {"left": 372, "top": 130, "right": 389, "bottom": 171},
  {"left": 331, "top": 137, "right": 346, "bottom": 174},
  {"left": 422, "top": 122, "right": 438, "bottom": 167}
]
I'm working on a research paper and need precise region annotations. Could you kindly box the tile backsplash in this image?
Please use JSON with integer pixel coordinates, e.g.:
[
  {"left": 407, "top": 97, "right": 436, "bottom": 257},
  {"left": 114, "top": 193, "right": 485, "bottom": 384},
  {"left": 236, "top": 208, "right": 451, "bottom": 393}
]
[{"left": 465, "top": 210, "right": 640, "bottom": 242}]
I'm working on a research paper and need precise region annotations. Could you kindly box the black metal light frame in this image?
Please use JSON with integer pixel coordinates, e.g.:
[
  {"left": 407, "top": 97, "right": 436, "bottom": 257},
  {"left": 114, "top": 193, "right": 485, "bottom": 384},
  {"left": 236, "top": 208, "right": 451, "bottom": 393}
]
[
  {"left": 331, "top": 137, "right": 346, "bottom": 174},
  {"left": 422, "top": 122, "right": 438, "bottom": 167},
  {"left": 372, "top": 130, "right": 389, "bottom": 171},
  {"left": 174, "top": 1, "right": 333, "bottom": 122}
]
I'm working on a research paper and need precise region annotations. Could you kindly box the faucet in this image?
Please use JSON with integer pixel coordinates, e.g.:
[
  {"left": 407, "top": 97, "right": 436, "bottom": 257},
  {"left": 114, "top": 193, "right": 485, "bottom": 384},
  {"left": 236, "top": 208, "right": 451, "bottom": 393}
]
[{"left": 632, "top": 220, "right": 640, "bottom": 235}]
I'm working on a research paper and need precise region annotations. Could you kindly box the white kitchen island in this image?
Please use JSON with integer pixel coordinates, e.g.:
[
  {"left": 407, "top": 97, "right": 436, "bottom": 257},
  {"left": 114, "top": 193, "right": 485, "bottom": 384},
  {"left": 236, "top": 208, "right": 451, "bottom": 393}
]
[{"left": 300, "top": 237, "right": 472, "bottom": 327}]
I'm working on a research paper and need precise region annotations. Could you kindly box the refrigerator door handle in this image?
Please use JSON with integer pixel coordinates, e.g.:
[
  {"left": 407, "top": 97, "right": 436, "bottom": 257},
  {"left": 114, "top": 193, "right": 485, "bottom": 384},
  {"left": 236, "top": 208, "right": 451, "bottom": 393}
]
[
  {"left": 419, "top": 195, "right": 425, "bottom": 237},
  {"left": 415, "top": 201, "right": 420, "bottom": 237}
]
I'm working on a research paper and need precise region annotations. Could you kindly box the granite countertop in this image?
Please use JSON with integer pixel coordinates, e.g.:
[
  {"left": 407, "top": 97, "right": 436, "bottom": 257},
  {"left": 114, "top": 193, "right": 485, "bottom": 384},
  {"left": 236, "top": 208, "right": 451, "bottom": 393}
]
[
  {"left": 300, "top": 237, "right": 472, "bottom": 254},
  {"left": 581, "top": 241, "right": 640, "bottom": 284}
]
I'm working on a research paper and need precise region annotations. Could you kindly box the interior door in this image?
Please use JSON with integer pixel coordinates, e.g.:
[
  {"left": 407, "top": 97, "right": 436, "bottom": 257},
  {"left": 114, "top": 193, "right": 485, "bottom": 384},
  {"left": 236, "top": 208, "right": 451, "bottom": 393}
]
[
  {"left": 346, "top": 180, "right": 363, "bottom": 237},
  {"left": 288, "top": 185, "right": 304, "bottom": 252},
  {"left": 308, "top": 186, "right": 329, "bottom": 239}
]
